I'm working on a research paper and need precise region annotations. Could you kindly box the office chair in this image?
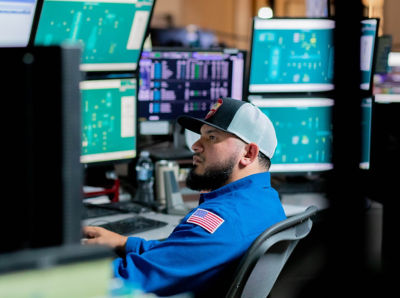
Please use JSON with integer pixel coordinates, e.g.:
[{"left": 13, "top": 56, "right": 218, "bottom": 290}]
[{"left": 225, "top": 205, "right": 318, "bottom": 298}]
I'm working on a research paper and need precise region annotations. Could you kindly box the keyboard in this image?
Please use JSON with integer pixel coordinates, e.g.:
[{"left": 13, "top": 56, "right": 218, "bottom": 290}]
[
  {"left": 82, "top": 201, "right": 147, "bottom": 219},
  {"left": 98, "top": 216, "right": 168, "bottom": 236}
]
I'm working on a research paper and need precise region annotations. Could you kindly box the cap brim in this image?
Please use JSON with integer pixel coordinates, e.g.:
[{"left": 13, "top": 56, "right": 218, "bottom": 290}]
[
  {"left": 177, "top": 116, "right": 232, "bottom": 136},
  {"left": 177, "top": 116, "right": 209, "bottom": 134}
]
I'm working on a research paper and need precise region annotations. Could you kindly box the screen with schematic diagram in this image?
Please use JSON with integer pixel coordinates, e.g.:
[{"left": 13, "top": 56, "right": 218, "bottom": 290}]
[
  {"left": 34, "top": 0, "right": 155, "bottom": 72},
  {"left": 248, "top": 18, "right": 335, "bottom": 93},
  {"left": 250, "top": 97, "right": 333, "bottom": 173},
  {"left": 80, "top": 78, "right": 137, "bottom": 164}
]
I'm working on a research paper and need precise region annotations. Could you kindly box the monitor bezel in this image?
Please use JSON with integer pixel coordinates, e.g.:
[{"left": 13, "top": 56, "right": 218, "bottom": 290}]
[
  {"left": 247, "top": 17, "right": 336, "bottom": 96},
  {"left": 27, "top": 0, "right": 44, "bottom": 47}
]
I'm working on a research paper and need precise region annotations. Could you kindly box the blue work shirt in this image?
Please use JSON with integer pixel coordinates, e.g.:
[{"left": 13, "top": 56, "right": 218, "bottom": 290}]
[{"left": 113, "top": 172, "right": 286, "bottom": 297}]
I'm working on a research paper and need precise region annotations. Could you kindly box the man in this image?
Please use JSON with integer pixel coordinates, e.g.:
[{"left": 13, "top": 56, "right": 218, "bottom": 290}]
[{"left": 83, "top": 98, "right": 286, "bottom": 297}]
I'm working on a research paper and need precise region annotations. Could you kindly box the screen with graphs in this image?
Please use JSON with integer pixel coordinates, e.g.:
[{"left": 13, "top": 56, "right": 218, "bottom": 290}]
[
  {"left": 80, "top": 78, "right": 137, "bottom": 164},
  {"left": 34, "top": 0, "right": 154, "bottom": 72},
  {"left": 250, "top": 97, "right": 333, "bottom": 172},
  {"left": 249, "top": 18, "right": 335, "bottom": 93},
  {"left": 138, "top": 48, "right": 245, "bottom": 122}
]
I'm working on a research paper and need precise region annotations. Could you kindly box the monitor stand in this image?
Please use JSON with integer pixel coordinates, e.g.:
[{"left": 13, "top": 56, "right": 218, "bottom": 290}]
[{"left": 147, "top": 123, "right": 194, "bottom": 161}]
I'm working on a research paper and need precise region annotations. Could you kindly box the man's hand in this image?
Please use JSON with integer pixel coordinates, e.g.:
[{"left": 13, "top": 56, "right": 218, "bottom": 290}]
[{"left": 82, "top": 226, "right": 128, "bottom": 255}]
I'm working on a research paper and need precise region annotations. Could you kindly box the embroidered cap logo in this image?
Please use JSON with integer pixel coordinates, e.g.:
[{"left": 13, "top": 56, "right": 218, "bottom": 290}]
[{"left": 205, "top": 98, "right": 223, "bottom": 119}]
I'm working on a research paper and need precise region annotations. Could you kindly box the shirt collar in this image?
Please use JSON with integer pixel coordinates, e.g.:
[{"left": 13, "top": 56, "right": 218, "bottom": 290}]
[{"left": 199, "top": 172, "right": 271, "bottom": 204}]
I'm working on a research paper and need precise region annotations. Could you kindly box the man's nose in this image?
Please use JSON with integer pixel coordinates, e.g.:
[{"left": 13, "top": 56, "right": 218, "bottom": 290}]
[{"left": 191, "top": 138, "right": 203, "bottom": 153}]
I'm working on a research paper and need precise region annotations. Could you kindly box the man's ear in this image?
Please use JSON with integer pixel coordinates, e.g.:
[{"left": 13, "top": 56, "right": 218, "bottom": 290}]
[{"left": 239, "top": 143, "right": 259, "bottom": 167}]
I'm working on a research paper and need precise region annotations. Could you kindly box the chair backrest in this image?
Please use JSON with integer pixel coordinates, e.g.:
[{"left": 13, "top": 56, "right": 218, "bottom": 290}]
[{"left": 225, "top": 205, "right": 318, "bottom": 298}]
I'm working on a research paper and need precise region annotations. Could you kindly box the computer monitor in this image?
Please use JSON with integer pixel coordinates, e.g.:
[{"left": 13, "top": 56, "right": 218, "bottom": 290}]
[
  {"left": 0, "top": 244, "right": 113, "bottom": 297},
  {"left": 249, "top": 97, "right": 334, "bottom": 173},
  {"left": 1, "top": 46, "right": 82, "bottom": 253},
  {"left": 364, "top": 94, "right": 400, "bottom": 204},
  {"left": 138, "top": 47, "right": 246, "bottom": 135},
  {"left": 34, "top": 0, "right": 155, "bottom": 72},
  {"left": 80, "top": 78, "right": 137, "bottom": 164},
  {"left": 360, "top": 97, "right": 372, "bottom": 170},
  {"left": 374, "top": 35, "right": 391, "bottom": 75},
  {"left": 360, "top": 94, "right": 400, "bottom": 172},
  {"left": 248, "top": 18, "right": 335, "bottom": 93},
  {"left": 0, "top": 0, "right": 42, "bottom": 47},
  {"left": 360, "top": 18, "right": 379, "bottom": 91}
]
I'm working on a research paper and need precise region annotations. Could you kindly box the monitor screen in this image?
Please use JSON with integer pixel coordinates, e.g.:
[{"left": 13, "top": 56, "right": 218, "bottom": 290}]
[
  {"left": 353, "top": 96, "right": 398, "bottom": 172},
  {"left": 249, "top": 97, "right": 333, "bottom": 173},
  {"left": 0, "top": 0, "right": 40, "bottom": 47},
  {"left": 137, "top": 48, "right": 246, "bottom": 133},
  {"left": 360, "top": 18, "right": 379, "bottom": 91},
  {"left": 248, "top": 18, "right": 335, "bottom": 93},
  {"left": 0, "top": 245, "right": 113, "bottom": 297},
  {"left": 80, "top": 78, "right": 137, "bottom": 164},
  {"left": 34, "top": 0, "right": 155, "bottom": 72},
  {"left": 360, "top": 97, "right": 372, "bottom": 169}
]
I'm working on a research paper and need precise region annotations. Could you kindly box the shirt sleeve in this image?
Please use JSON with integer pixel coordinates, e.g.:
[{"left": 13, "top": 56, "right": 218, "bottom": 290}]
[
  {"left": 124, "top": 237, "right": 162, "bottom": 254},
  {"left": 112, "top": 212, "right": 246, "bottom": 297}
]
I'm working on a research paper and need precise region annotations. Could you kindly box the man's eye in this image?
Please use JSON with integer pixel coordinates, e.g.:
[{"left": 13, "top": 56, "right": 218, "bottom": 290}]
[{"left": 209, "top": 135, "right": 216, "bottom": 140}]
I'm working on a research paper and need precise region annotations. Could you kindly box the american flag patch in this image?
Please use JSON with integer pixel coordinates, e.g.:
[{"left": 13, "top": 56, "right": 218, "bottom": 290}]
[{"left": 187, "top": 208, "right": 224, "bottom": 234}]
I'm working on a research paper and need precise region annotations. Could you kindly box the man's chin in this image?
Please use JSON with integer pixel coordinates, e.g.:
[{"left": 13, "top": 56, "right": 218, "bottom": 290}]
[
  {"left": 186, "top": 162, "right": 234, "bottom": 192},
  {"left": 192, "top": 165, "right": 204, "bottom": 175}
]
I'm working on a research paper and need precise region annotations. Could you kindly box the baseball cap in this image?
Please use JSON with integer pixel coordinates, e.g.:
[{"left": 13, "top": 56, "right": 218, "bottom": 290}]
[{"left": 177, "top": 98, "right": 277, "bottom": 159}]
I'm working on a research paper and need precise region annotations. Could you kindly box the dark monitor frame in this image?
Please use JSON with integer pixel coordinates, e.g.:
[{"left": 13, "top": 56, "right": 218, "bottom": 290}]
[
  {"left": 247, "top": 17, "right": 335, "bottom": 96},
  {"left": 0, "top": 46, "right": 83, "bottom": 253},
  {"left": 364, "top": 94, "right": 400, "bottom": 203},
  {"left": 27, "top": 0, "right": 44, "bottom": 47}
]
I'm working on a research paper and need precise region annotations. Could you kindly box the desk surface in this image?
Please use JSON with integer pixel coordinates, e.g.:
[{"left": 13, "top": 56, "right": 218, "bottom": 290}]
[{"left": 83, "top": 192, "right": 328, "bottom": 240}]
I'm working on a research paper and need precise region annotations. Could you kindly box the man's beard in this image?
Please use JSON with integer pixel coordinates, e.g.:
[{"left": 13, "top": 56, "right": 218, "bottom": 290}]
[{"left": 185, "top": 156, "right": 236, "bottom": 192}]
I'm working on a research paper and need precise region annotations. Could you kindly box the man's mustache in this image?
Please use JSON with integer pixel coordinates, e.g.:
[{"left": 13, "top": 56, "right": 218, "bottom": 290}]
[{"left": 192, "top": 153, "right": 205, "bottom": 165}]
